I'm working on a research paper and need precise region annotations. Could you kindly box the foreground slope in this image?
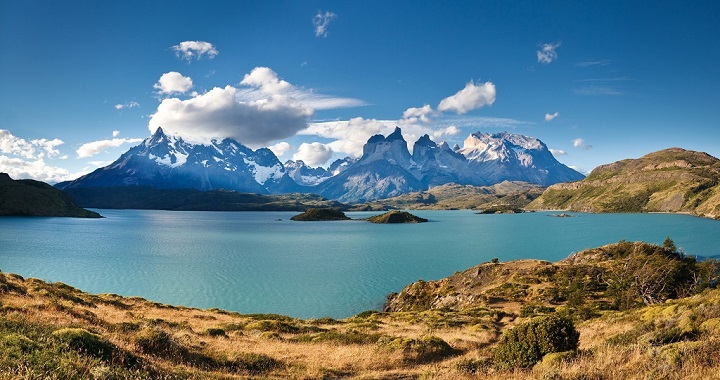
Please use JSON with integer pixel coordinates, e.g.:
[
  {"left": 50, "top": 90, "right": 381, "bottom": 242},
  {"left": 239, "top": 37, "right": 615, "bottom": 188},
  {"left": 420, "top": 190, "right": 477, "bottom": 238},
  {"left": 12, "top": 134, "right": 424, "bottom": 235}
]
[
  {"left": 2, "top": 240, "right": 719, "bottom": 379},
  {"left": 0, "top": 173, "right": 100, "bottom": 218},
  {"left": 528, "top": 148, "right": 720, "bottom": 218}
]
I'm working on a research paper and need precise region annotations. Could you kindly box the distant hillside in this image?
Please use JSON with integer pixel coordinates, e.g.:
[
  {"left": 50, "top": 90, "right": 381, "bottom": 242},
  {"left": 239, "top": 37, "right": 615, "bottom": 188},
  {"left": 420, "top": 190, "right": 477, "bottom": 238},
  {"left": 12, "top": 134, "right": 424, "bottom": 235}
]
[
  {"left": 527, "top": 148, "right": 720, "bottom": 218},
  {"left": 63, "top": 186, "right": 349, "bottom": 211},
  {"left": 0, "top": 173, "right": 100, "bottom": 218},
  {"left": 355, "top": 181, "right": 544, "bottom": 210}
]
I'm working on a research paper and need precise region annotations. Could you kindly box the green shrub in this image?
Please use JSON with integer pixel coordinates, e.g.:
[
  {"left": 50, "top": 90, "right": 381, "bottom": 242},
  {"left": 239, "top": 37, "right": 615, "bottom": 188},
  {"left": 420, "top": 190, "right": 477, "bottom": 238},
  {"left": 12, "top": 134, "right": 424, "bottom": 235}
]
[
  {"left": 493, "top": 314, "right": 579, "bottom": 369},
  {"left": 226, "top": 352, "right": 283, "bottom": 373},
  {"left": 51, "top": 327, "right": 115, "bottom": 360},
  {"left": 134, "top": 328, "right": 173, "bottom": 354},
  {"left": 379, "top": 335, "right": 455, "bottom": 363},
  {"left": 204, "top": 328, "right": 227, "bottom": 337}
]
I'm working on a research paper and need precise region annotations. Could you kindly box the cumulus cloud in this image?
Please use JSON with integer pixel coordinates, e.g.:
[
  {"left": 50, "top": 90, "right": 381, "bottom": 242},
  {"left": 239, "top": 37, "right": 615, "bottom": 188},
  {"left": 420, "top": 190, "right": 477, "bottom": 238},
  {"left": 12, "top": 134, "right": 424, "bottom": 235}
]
[
  {"left": 172, "top": 41, "right": 218, "bottom": 61},
  {"left": 292, "top": 142, "right": 334, "bottom": 166},
  {"left": 76, "top": 137, "right": 144, "bottom": 158},
  {"left": 537, "top": 42, "right": 561, "bottom": 64},
  {"left": 550, "top": 148, "right": 567, "bottom": 156},
  {"left": 268, "top": 142, "right": 292, "bottom": 159},
  {"left": 545, "top": 112, "right": 559, "bottom": 121},
  {"left": 403, "top": 104, "right": 434, "bottom": 124},
  {"left": 154, "top": 72, "right": 193, "bottom": 95},
  {"left": 437, "top": 81, "right": 496, "bottom": 114},
  {"left": 313, "top": 11, "right": 337, "bottom": 37},
  {"left": 114, "top": 101, "right": 140, "bottom": 110},
  {"left": 0, "top": 129, "right": 64, "bottom": 159},
  {"left": 240, "top": 67, "right": 293, "bottom": 95},
  {"left": 149, "top": 85, "right": 312, "bottom": 146},
  {"left": 0, "top": 156, "right": 79, "bottom": 183},
  {"left": 572, "top": 138, "right": 592, "bottom": 150},
  {"left": 112, "top": 130, "right": 120, "bottom": 137},
  {"left": 149, "top": 67, "right": 365, "bottom": 146}
]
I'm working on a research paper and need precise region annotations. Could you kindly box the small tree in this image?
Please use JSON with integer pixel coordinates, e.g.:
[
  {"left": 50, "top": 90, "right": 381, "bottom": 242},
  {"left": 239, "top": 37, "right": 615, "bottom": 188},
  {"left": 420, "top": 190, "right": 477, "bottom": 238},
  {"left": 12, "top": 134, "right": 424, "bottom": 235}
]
[{"left": 493, "top": 314, "right": 579, "bottom": 369}]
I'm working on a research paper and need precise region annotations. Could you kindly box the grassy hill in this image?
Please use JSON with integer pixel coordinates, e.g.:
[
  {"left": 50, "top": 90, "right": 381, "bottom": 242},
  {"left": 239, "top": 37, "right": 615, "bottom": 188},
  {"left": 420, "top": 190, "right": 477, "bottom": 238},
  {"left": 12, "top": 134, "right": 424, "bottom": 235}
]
[
  {"left": 0, "top": 173, "right": 101, "bottom": 218},
  {"left": 2, "top": 240, "right": 719, "bottom": 379},
  {"left": 527, "top": 148, "right": 720, "bottom": 219},
  {"left": 353, "top": 181, "right": 544, "bottom": 211}
]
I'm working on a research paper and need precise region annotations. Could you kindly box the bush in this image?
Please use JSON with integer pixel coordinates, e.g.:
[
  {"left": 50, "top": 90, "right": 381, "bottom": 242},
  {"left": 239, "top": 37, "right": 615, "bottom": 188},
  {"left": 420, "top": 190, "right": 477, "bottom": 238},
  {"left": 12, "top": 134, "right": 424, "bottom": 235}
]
[
  {"left": 493, "top": 314, "right": 579, "bottom": 369},
  {"left": 52, "top": 328, "right": 115, "bottom": 360},
  {"left": 379, "top": 335, "right": 455, "bottom": 363}
]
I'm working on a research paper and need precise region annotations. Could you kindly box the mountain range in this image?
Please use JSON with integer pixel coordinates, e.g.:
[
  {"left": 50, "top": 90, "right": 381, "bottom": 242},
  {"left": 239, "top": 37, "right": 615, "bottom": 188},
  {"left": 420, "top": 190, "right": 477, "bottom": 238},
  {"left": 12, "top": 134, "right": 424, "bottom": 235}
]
[{"left": 57, "top": 127, "right": 584, "bottom": 203}]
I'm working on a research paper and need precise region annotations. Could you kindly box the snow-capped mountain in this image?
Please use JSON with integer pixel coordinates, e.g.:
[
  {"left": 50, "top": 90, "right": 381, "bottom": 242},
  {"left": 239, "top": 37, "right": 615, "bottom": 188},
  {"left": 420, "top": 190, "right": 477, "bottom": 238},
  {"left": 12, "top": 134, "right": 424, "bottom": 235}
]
[
  {"left": 58, "top": 127, "right": 583, "bottom": 203},
  {"left": 59, "top": 127, "right": 299, "bottom": 194},
  {"left": 284, "top": 160, "right": 331, "bottom": 186},
  {"left": 457, "top": 132, "right": 585, "bottom": 186},
  {"left": 314, "top": 128, "right": 583, "bottom": 202}
]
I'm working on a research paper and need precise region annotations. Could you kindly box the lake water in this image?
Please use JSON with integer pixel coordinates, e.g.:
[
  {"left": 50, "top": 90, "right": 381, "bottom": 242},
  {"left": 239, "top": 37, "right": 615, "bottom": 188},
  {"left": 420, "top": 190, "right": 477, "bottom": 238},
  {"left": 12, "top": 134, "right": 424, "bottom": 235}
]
[{"left": 1, "top": 210, "right": 718, "bottom": 319}]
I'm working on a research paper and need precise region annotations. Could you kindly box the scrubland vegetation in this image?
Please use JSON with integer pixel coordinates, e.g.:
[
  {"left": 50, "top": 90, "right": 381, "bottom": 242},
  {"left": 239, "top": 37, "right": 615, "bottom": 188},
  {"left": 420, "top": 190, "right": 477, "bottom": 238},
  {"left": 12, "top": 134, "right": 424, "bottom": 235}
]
[{"left": 1, "top": 239, "right": 719, "bottom": 379}]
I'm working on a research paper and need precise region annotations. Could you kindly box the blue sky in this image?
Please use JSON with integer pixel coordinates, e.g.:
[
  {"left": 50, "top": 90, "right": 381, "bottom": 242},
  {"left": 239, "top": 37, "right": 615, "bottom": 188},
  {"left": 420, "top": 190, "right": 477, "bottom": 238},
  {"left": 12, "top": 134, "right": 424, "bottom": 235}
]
[{"left": 1, "top": 0, "right": 719, "bottom": 182}]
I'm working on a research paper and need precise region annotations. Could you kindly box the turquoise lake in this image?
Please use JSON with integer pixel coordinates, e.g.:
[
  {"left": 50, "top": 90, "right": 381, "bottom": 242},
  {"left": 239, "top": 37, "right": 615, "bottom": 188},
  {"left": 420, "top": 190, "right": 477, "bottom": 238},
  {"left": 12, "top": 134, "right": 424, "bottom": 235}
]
[{"left": 1, "top": 210, "right": 718, "bottom": 319}]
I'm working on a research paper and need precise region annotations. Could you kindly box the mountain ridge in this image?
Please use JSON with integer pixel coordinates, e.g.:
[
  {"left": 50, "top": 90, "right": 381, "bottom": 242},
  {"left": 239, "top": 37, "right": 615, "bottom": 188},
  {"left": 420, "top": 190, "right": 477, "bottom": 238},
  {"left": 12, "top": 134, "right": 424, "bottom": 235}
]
[{"left": 58, "top": 127, "right": 583, "bottom": 204}]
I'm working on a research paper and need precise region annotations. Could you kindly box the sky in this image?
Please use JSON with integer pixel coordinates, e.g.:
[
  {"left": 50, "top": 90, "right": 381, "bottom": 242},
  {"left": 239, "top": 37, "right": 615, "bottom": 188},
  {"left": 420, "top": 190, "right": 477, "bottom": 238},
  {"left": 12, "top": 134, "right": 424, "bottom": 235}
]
[{"left": 1, "top": 0, "right": 719, "bottom": 183}]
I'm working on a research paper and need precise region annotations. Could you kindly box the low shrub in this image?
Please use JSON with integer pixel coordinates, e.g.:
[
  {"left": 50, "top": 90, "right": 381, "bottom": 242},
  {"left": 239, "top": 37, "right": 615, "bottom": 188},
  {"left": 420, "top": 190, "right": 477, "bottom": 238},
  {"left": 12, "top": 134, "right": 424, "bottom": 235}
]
[
  {"left": 379, "top": 335, "right": 455, "bottom": 363},
  {"left": 493, "top": 314, "right": 579, "bottom": 369},
  {"left": 51, "top": 327, "right": 115, "bottom": 361}
]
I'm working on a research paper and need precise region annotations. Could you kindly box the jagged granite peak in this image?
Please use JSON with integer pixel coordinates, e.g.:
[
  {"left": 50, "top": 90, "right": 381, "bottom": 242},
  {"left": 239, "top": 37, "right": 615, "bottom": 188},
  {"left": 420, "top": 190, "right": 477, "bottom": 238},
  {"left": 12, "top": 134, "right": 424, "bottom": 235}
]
[
  {"left": 58, "top": 129, "right": 299, "bottom": 194},
  {"left": 284, "top": 160, "right": 331, "bottom": 186},
  {"left": 361, "top": 126, "right": 412, "bottom": 167},
  {"left": 328, "top": 157, "right": 358, "bottom": 176},
  {"left": 316, "top": 128, "right": 422, "bottom": 202}
]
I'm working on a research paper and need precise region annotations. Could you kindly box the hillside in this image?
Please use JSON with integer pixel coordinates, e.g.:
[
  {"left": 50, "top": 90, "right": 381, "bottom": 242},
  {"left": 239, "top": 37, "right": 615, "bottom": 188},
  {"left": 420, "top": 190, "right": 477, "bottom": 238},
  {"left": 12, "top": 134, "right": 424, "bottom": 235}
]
[
  {"left": 527, "top": 148, "right": 720, "bottom": 218},
  {"left": 355, "top": 181, "right": 544, "bottom": 211},
  {"left": 0, "top": 173, "right": 100, "bottom": 218},
  {"left": 2, "top": 240, "right": 719, "bottom": 379},
  {"left": 63, "top": 186, "right": 348, "bottom": 211}
]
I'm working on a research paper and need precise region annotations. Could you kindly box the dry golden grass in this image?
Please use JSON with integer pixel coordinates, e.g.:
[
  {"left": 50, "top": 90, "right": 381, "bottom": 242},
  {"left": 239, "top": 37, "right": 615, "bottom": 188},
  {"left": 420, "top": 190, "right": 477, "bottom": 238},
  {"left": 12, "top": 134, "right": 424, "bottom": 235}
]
[{"left": 2, "top": 267, "right": 720, "bottom": 379}]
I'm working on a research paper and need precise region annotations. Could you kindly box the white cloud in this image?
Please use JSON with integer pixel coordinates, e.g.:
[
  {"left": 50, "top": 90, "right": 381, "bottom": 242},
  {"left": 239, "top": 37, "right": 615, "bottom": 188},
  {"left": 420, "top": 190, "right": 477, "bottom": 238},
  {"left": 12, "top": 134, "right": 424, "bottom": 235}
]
[
  {"left": 0, "top": 129, "right": 64, "bottom": 159},
  {"left": 76, "top": 137, "right": 143, "bottom": 158},
  {"left": 292, "top": 142, "right": 334, "bottom": 166},
  {"left": 89, "top": 160, "right": 114, "bottom": 168},
  {"left": 237, "top": 67, "right": 365, "bottom": 110},
  {"left": 432, "top": 125, "right": 461, "bottom": 140},
  {"left": 576, "top": 60, "right": 611, "bottom": 67},
  {"left": 112, "top": 130, "right": 120, "bottom": 137},
  {"left": 403, "top": 104, "right": 434, "bottom": 124},
  {"left": 549, "top": 148, "right": 567, "bottom": 156},
  {"left": 114, "top": 101, "right": 140, "bottom": 110},
  {"left": 572, "top": 138, "right": 593, "bottom": 150},
  {"left": 149, "top": 85, "right": 312, "bottom": 147},
  {"left": 437, "top": 81, "right": 496, "bottom": 114},
  {"left": 154, "top": 72, "right": 193, "bottom": 95},
  {"left": 268, "top": 142, "right": 292, "bottom": 159},
  {"left": 240, "top": 67, "right": 293, "bottom": 95},
  {"left": 545, "top": 112, "right": 559, "bottom": 121},
  {"left": 149, "top": 67, "right": 366, "bottom": 146},
  {"left": 537, "top": 42, "right": 561, "bottom": 64},
  {"left": 313, "top": 11, "right": 337, "bottom": 37},
  {"left": 0, "top": 156, "right": 78, "bottom": 183},
  {"left": 573, "top": 86, "right": 623, "bottom": 96},
  {"left": 172, "top": 41, "right": 218, "bottom": 61}
]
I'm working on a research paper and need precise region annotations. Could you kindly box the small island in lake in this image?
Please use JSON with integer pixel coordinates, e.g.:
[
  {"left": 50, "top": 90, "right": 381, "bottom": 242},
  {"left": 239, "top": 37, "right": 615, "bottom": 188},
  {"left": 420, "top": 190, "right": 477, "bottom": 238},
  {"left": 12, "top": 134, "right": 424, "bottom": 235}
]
[
  {"left": 366, "top": 210, "right": 428, "bottom": 224},
  {"left": 290, "top": 208, "right": 351, "bottom": 221}
]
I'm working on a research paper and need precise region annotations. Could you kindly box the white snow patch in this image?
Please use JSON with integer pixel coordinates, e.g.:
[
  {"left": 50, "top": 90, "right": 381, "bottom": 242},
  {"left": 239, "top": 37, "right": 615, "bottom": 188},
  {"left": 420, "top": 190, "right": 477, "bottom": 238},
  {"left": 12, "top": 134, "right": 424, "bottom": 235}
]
[{"left": 244, "top": 158, "right": 284, "bottom": 184}]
